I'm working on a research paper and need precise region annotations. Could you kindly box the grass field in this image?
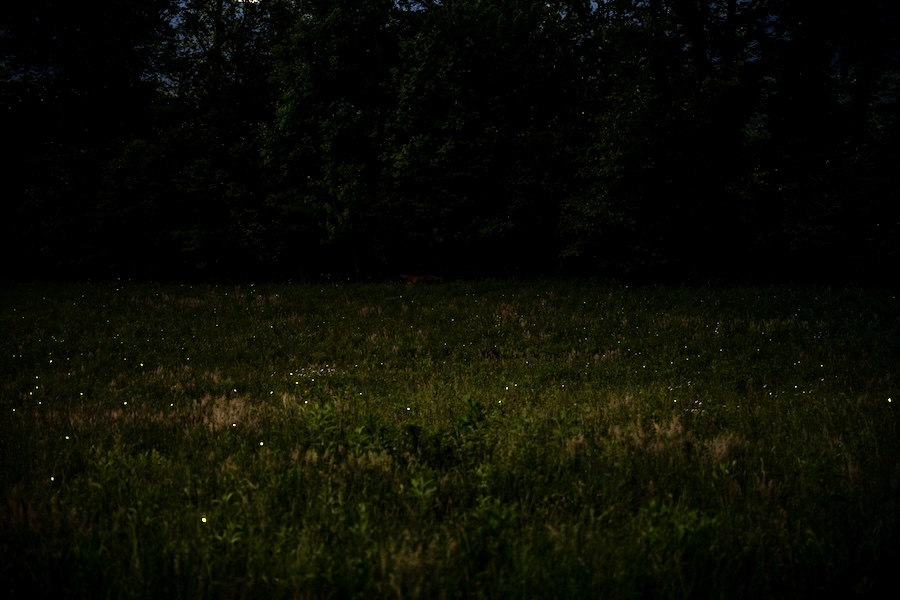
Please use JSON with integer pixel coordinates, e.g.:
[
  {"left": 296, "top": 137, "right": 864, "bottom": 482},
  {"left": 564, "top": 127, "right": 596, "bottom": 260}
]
[{"left": 1, "top": 279, "right": 898, "bottom": 598}]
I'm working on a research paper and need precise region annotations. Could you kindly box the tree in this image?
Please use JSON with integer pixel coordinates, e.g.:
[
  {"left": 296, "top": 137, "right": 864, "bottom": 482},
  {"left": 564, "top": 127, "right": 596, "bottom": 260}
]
[
  {"left": 737, "top": 0, "right": 900, "bottom": 279},
  {"left": 381, "top": 0, "right": 584, "bottom": 275},
  {"left": 1, "top": 0, "right": 178, "bottom": 277},
  {"left": 3, "top": 0, "right": 896, "bottom": 282},
  {"left": 95, "top": 0, "right": 294, "bottom": 279},
  {"left": 263, "top": 0, "right": 399, "bottom": 277},
  {"left": 564, "top": 1, "right": 756, "bottom": 276}
]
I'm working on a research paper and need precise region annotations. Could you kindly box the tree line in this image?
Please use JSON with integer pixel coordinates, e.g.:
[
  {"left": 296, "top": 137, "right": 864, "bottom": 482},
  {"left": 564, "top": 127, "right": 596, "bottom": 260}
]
[{"left": 2, "top": 1, "right": 898, "bottom": 282}]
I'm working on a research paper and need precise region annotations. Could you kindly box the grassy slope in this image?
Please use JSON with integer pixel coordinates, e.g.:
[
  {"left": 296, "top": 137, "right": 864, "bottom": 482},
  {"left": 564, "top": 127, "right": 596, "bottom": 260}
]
[{"left": 1, "top": 280, "right": 898, "bottom": 598}]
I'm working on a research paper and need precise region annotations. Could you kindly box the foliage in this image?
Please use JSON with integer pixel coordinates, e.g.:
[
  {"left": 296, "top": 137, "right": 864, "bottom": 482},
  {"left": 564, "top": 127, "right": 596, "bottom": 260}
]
[
  {"left": 1, "top": 280, "right": 898, "bottom": 597},
  {"left": 1, "top": 1, "right": 898, "bottom": 281}
]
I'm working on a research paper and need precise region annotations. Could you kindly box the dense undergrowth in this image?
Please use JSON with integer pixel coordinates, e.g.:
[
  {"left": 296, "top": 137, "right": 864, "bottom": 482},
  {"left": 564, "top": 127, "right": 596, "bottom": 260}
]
[{"left": 1, "top": 280, "right": 898, "bottom": 598}]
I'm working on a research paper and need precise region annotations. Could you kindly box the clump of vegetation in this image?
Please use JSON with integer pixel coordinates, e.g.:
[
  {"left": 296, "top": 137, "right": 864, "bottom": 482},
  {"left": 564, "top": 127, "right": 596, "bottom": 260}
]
[{"left": 1, "top": 280, "right": 898, "bottom": 598}]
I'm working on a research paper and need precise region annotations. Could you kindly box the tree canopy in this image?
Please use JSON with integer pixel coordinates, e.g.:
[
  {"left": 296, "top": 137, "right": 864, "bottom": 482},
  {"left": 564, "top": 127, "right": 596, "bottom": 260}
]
[{"left": 2, "top": 0, "right": 897, "bottom": 282}]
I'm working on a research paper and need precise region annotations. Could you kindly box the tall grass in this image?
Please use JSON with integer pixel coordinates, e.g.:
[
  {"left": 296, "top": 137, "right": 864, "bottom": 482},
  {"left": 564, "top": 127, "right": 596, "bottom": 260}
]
[{"left": 2, "top": 280, "right": 898, "bottom": 598}]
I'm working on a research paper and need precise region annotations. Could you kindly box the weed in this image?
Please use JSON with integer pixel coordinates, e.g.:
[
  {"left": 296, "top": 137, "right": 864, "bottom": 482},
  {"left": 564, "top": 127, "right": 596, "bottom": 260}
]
[{"left": 1, "top": 280, "right": 898, "bottom": 598}]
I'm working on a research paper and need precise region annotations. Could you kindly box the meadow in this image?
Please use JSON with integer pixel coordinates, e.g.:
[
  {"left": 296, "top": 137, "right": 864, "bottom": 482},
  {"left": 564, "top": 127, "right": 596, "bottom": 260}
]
[{"left": 1, "top": 279, "right": 898, "bottom": 599}]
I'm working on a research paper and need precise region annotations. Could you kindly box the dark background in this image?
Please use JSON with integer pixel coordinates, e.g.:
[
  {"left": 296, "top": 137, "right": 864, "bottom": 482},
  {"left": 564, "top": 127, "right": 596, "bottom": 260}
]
[{"left": 2, "top": 1, "right": 898, "bottom": 283}]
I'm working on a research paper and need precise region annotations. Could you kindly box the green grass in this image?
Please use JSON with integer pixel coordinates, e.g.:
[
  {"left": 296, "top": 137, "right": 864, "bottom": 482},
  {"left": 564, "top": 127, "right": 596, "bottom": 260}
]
[{"left": 1, "top": 279, "right": 898, "bottom": 599}]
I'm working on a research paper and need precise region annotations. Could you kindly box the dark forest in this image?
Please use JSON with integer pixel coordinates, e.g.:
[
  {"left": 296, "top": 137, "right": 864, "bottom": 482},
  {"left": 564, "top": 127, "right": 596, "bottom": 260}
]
[{"left": 2, "top": 1, "right": 898, "bottom": 283}]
